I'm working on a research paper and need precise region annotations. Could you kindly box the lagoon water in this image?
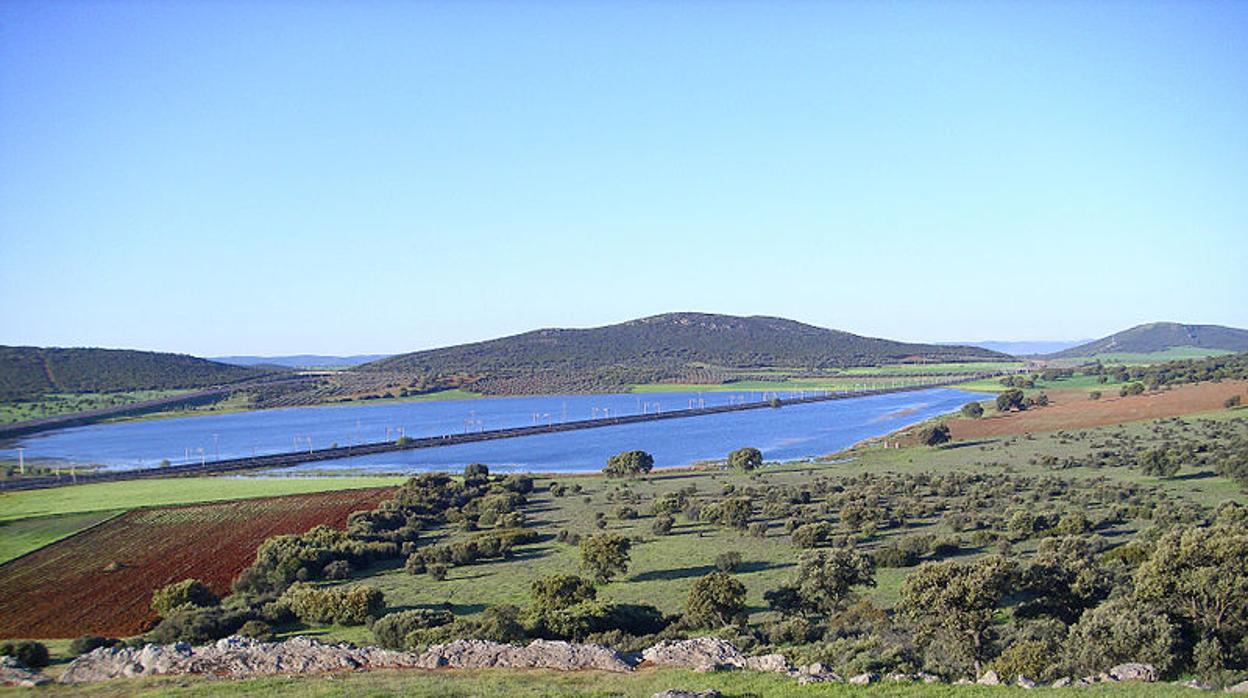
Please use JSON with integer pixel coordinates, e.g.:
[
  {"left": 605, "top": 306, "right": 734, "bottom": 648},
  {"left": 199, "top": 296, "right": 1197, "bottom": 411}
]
[{"left": 0, "top": 388, "right": 979, "bottom": 474}]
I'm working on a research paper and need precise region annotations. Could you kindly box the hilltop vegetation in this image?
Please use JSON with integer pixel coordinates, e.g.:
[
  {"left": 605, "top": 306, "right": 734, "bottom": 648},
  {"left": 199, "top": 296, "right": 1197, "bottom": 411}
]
[
  {"left": 1048, "top": 322, "right": 1248, "bottom": 359},
  {"left": 0, "top": 346, "right": 265, "bottom": 402},
  {"left": 359, "top": 313, "right": 1009, "bottom": 395}
]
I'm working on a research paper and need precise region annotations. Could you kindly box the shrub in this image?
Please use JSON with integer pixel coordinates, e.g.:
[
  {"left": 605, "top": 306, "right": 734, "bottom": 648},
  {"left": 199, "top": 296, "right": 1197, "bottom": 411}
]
[
  {"left": 614, "top": 506, "right": 639, "bottom": 520},
  {"left": 372, "top": 609, "right": 455, "bottom": 649},
  {"left": 531, "top": 574, "right": 597, "bottom": 611},
  {"left": 728, "top": 447, "right": 763, "bottom": 471},
  {"left": 282, "top": 583, "right": 385, "bottom": 626},
  {"left": 151, "top": 579, "right": 219, "bottom": 618},
  {"left": 917, "top": 424, "right": 951, "bottom": 447},
  {"left": 1226, "top": 395, "right": 1242, "bottom": 409},
  {"left": 0, "top": 641, "right": 49, "bottom": 668},
  {"left": 748, "top": 521, "right": 769, "bottom": 538},
  {"left": 69, "top": 635, "right": 120, "bottom": 656},
  {"left": 715, "top": 551, "right": 743, "bottom": 573},
  {"left": 652, "top": 514, "right": 674, "bottom": 536},
  {"left": 579, "top": 534, "right": 631, "bottom": 583},
  {"left": 603, "top": 450, "right": 654, "bottom": 478},
  {"left": 1089, "top": 391, "right": 1102, "bottom": 400},
  {"left": 236, "top": 619, "right": 274, "bottom": 642},
  {"left": 147, "top": 606, "right": 252, "bottom": 644},
  {"left": 322, "top": 560, "right": 353, "bottom": 580},
  {"left": 1064, "top": 597, "right": 1180, "bottom": 676},
  {"left": 792, "top": 522, "right": 832, "bottom": 548},
  {"left": 961, "top": 402, "right": 985, "bottom": 419},
  {"left": 685, "top": 572, "right": 747, "bottom": 628},
  {"left": 429, "top": 564, "right": 448, "bottom": 581}
]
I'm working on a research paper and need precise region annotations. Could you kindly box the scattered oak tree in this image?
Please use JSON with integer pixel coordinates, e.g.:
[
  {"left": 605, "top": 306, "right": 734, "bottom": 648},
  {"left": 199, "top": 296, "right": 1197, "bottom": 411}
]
[
  {"left": 685, "top": 571, "right": 747, "bottom": 628},
  {"left": 579, "top": 533, "right": 632, "bottom": 583},
  {"left": 603, "top": 450, "right": 654, "bottom": 478},
  {"left": 728, "top": 447, "right": 763, "bottom": 471}
]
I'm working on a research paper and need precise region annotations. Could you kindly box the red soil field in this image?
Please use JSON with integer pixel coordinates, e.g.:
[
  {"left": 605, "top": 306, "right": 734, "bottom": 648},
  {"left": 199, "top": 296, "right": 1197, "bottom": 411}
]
[
  {"left": 0, "top": 487, "right": 392, "bottom": 639},
  {"left": 947, "top": 379, "right": 1248, "bottom": 441}
]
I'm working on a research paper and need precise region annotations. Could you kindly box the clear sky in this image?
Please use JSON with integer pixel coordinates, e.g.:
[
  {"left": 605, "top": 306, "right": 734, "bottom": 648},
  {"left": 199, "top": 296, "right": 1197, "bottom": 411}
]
[{"left": 2, "top": 1, "right": 1246, "bottom": 356}]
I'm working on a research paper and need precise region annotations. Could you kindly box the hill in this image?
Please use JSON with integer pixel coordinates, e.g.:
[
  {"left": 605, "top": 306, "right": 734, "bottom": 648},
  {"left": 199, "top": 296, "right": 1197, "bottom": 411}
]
[
  {"left": 0, "top": 346, "right": 265, "bottom": 402},
  {"left": 359, "top": 312, "right": 1009, "bottom": 394},
  {"left": 212, "top": 354, "right": 391, "bottom": 369},
  {"left": 944, "top": 339, "right": 1088, "bottom": 356},
  {"left": 1047, "top": 322, "right": 1248, "bottom": 359}
]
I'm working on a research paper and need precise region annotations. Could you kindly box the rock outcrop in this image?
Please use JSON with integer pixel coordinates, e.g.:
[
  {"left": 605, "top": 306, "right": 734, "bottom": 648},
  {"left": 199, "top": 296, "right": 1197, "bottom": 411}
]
[
  {"left": 640, "top": 638, "right": 787, "bottom": 674},
  {"left": 0, "top": 657, "right": 49, "bottom": 687},
  {"left": 59, "top": 636, "right": 632, "bottom": 683},
  {"left": 1107, "top": 663, "right": 1158, "bottom": 683}
]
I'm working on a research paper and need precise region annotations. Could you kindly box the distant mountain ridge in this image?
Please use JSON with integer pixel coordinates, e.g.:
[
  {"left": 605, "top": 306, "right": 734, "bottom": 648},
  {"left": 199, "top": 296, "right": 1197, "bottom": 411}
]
[
  {"left": 941, "top": 340, "right": 1088, "bottom": 356},
  {"left": 213, "top": 354, "right": 391, "bottom": 369},
  {"left": 0, "top": 346, "right": 264, "bottom": 401},
  {"left": 1047, "top": 322, "right": 1248, "bottom": 358},
  {"left": 360, "top": 312, "right": 1010, "bottom": 394}
]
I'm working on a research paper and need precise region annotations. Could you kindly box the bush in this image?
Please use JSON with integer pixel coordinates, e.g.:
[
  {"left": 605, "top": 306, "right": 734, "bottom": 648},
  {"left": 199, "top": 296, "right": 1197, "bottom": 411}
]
[
  {"left": 282, "top": 583, "right": 385, "bottom": 626},
  {"left": 917, "top": 424, "right": 951, "bottom": 447},
  {"left": 715, "top": 551, "right": 743, "bottom": 573},
  {"left": 69, "top": 635, "right": 120, "bottom": 656},
  {"left": 0, "top": 641, "right": 49, "bottom": 668},
  {"left": 685, "top": 572, "right": 747, "bottom": 628},
  {"left": 151, "top": 579, "right": 220, "bottom": 618},
  {"left": 322, "top": 560, "right": 353, "bottom": 580},
  {"left": 579, "top": 534, "right": 632, "bottom": 583},
  {"left": 1064, "top": 597, "right": 1180, "bottom": 676},
  {"left": 372, "top": 609, "right": 455, "bottom": 649},
  {"left": 531, "top": 574, "right": 597, "bottom": 611},
  {"left": 1089, "top": 391, "right": 1102, "bottom": 400},
  {"left": 147, "top": 606, "right": 252, "bottom": 644},
  {"left": 603, "top": 450, "right": 654, "bottom": 478},
  {"left": 792, "top": 522, "right": 832, "bottom": 548},
  {"left": 961, "top": 402, "right": 985, "bottom": 419},
  {"left": 728, "top": 447, "right": 763, "bottom": 471},
  {"left": 652, "top": 514, "right": 674, "bottom": 536},
  {"left": 1226, "top": 395, "right": 1242, "bottom": 409},
  {"left": 236, "top": 619, "right": 274, "bottom": 642}
]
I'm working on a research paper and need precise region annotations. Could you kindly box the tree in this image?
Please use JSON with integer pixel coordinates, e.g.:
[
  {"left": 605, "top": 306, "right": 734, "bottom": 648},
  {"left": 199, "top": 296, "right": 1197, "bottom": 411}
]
[
  {"left": 996, "top": 389, "right": 1026, "bottom": 412},
  {"left": 1133, "top": 522, "right": 1248, "bottom": 646},
  {"left": 1139, "top": 448, "right": 1180, "bottom": 478},
  {"left": 151, "top": 579, "right": 219, "bottom": 618},
  {"left": 917, "top": 423, "right": 952, "bottom": 447},
  {"left": 603, "top": 450, "right": 654, "bottom": 478},
  {"left": 791, "top": 547, "right": 876, "bottom": 614},
  {"left": 898, "top": 555, "right": 1016, "bottom": 676},
  {"left": 1018, "top": 536, "right": 1110, "bottom": 623},
  {"left": 685, "top": 572, "right": 746, "bottom": 628},
  {"left": 1064, "top": 597, "right": 1180, "bottom": 676},
  {"left": 579, "top": 533, "right": 632, "bottom": 583},
  {"left": 702, "top": 496, "right": 752, "bottom": 530},
  {"left": 464, "top": 463, "right": 490, "bottom": 479},
  {"left": 961, "top": 402, "right": 985, "bottom": 419},
  {"left": 715, "top": 551, "right": 743, "bottom": 572},
  {"left": 728, "top": 447, "right": 763, "bottom": 471}
]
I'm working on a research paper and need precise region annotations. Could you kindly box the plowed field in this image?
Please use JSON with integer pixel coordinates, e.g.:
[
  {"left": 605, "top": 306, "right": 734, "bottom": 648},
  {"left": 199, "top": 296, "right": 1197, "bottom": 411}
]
[{"left": 0, "top": 487, "right": 392, "bottom": 638}]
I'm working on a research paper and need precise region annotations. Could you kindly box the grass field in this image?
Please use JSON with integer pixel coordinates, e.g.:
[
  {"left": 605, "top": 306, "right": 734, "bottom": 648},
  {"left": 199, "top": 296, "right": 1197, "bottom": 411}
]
[
  {"left": 250, "top": 412, "right": 1246, "bottom": 648},
  {"left": 0, "top": 666, "right": 1202, "bottom": 697},
  {"left": 0, "top": 390, "right": 190, "bottom": 424},
  {"left": 0, "top": 475, "right": 404, "bottom": 523},
  {"left": 1046, "top": 346, "right": 1235, "bottom": 366}
]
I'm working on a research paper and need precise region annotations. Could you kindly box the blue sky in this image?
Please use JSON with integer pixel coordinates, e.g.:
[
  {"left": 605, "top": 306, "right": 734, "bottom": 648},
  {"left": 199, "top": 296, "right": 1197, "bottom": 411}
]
[{"left": 2, "top": 1, "right": 1246, "bottom": 356}]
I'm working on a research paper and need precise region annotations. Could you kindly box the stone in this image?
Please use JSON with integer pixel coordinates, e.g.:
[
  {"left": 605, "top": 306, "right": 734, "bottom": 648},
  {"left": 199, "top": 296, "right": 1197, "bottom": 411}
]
[
  {"left": 641, "top": 638, "right": 746, "bottom": 673},
  {"left": 978, "top": 669, "right": 1001, "bottom": 686},
  {"left": 1052, "top": 677, "right": 1072, "bottom": 688},
  {"left": 0, "top": 656, "right": 49, "bottom": 687},
  {"left": 1016, "top": 675, "right": 1037, "bottom": 689},
  {"left": 743, "top": 653, "right": 791, "bottom": 674},
  {"left": 652, "top": 691, "right": 721, "bottom": 698},
  {"left": 1108, "top": 663, "right": 1158, "bottom": 683},
  {"left": 848, "top": 672, "right": 878, "bottom": 685},
  {"left": 917, "top": 672, "right": 942, "bottom": 684},
  {"left": 1226, "top": 680, "right": 1248, "bottom": 693},
  {"left": 1177, "top": 679, "right": 1213, "bottom": 690}
]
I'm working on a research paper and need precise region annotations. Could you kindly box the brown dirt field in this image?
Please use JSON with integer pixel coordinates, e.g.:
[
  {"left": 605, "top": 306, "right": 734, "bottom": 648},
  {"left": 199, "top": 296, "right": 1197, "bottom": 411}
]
[
  {"left": 947, "top": 379, "right": 1248, "bottom": 440},
  {"left": 0, "top": 487, "right": 393, "bottom": 639}
]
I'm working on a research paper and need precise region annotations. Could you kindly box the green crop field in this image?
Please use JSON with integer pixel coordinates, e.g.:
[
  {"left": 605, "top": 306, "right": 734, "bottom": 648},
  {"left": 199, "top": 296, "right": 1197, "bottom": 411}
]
[
  {"left": 1047, "top": 347, "right": 1235, "bottom": 367},
  {"left": 0, "top": 510, "right": 122, "bottom": 564},
  {"left": 0, "top": 475, "right": 403, "bottom": 524}
]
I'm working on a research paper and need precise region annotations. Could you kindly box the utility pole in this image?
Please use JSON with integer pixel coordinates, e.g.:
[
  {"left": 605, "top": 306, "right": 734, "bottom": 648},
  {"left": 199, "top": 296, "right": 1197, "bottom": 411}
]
[{"left": 16, "top": 447, "right": 24, "bottom": 475}]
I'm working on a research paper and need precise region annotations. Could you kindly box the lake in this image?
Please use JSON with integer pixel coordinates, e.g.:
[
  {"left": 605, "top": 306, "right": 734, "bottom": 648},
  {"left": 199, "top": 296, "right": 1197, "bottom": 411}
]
[{"left": 0, "top": 388, "right": 980, "bottom": 474}]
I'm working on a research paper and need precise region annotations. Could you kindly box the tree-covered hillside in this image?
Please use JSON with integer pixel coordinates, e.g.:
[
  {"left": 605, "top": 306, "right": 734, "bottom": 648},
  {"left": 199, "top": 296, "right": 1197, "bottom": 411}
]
[
  {"left": 0, "top": 346, "right": 265, "bottom": 401},
  {"left": 359, "top": 313, "right": 1010, "bottom": 394},
  {"left": 1048, "top": 322, "right": 1248, "bottom": 358}
]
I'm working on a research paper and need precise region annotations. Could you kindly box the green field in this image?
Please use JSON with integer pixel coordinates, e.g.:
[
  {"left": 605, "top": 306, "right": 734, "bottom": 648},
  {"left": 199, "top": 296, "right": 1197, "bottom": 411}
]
[
  {"left": 630, "top": 375, "right": 970, "bottom": 394},
  {"left": 0, "top": 509, "right": 122, "bottom": 564},
  {"left": 0, "top": 475, "right": 403, "bottom": 524},
  {"left": 0, "top": 390, "right": 190, "bottom": 424},
  {"left": 956, "top": 373, "right": 1110, "bottom": 394},
  {"left": 1047, "top": 346, "right": 1235, "bottom": 367},
  {"left": 0, "top": 666, "right": 1200, "bottom": 697}
]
